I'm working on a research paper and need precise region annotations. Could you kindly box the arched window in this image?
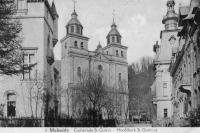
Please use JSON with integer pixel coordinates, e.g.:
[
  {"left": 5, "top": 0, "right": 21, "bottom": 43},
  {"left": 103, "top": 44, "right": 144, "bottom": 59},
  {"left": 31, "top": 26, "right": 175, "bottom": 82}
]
[
  {"left": 67, "top": 27, "right": 69, "bottom": 34},
  {"left": 121, "top": 51, "right": 124, "bottom": 57},
  {"left": 81, "top": 42, "right": 84, "bottom": 49},
  {"left": 119, "top": 73, "right": 121, "bottom": 82},
  {"left": 117, "top": 37, "right": 120, "bottom": 43},
  {"left": 164, "top": 109, "right": 168, "bottom": 118},
  {"left": 71, "top": 26, "right": 74, "bottom": 33},
  {"left": 112, "top": 36, "right": 115, "bottom": 42},
  {"left": 77, "top": 67, "right": 81, "bottom": 78},
  {"left": 107, "top": 37, "right": 110, "bottom": 44},
  {"left": 76, "top": 26, "right": 80, "bottom": 34},
  {"left": 7, "top": 93, "right": 16, "bottom": 117},
  {"left": 74, "top": 41, "right": 78, "bottom": 47},
  {"left": 98, "top": 76, "right": 102, "bottom": 86},
  {"left": 98, "top": 65, "right": 103, "bottom": 73},
  {"left": 116, "top": 50, "right": 119, "bottom": 56},
  {"left": 65, "top": 42, "right": 67, "bottom": 49}
]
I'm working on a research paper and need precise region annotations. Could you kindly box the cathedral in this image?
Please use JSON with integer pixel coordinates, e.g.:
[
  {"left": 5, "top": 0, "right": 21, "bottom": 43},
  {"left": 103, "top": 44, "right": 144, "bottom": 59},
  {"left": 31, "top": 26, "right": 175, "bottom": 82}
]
[{"left": 60, "top": 9, "right": 129, "bottom": 120}]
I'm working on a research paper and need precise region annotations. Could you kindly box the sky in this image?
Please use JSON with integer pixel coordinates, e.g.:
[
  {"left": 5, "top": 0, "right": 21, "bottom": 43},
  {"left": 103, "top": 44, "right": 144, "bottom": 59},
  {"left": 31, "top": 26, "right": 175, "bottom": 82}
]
[{"left": 49, "top": 0, "right": 190, "bottom": 64}]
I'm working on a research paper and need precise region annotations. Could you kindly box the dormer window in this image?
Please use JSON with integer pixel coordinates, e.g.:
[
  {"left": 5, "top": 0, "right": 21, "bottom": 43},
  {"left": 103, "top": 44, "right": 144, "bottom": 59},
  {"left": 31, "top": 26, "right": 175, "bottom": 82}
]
[
  {"left": 71, "top": 26, "right": 74, "bottom": 33},
  {"left": 81, "top": 42, "right": 84, "bottom": 49},
  {"left": 74, "top": 41, "right": 78, "bottom": 47},
  {"left": 116, "top": 50, "right": 119, "bottom": 56}
]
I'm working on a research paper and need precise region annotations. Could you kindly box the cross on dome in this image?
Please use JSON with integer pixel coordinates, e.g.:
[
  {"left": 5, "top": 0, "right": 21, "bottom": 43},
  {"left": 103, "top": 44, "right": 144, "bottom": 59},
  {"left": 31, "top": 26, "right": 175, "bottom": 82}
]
[{"left": 73, "top": 0, "right": 76, "bottom": 12}]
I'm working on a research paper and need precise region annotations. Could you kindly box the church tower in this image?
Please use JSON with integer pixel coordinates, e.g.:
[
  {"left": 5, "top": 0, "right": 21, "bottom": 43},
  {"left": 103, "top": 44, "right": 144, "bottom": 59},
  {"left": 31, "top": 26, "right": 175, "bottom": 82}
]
[
  {"left": 106, "top": 20, "right": 122, "bottom": 45},
  {"left": 61, "top": 7, "right": 89, "bottom": 58},
  {"left": 152, "top": 0, "right": 179, "bottom": 120},
  {"left": 60, "top": 3, "right": 90, "bottom": 116},
  {"left": 103, "top": 17, "right": 127, "bottom": 61}
]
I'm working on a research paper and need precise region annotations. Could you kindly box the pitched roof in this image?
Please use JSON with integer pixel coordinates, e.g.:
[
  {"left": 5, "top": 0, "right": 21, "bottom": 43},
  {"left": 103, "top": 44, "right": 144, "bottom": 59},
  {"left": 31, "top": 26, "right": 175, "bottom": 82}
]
[{"left": 51, "top": 1, "right": 59, "bottom": 18}]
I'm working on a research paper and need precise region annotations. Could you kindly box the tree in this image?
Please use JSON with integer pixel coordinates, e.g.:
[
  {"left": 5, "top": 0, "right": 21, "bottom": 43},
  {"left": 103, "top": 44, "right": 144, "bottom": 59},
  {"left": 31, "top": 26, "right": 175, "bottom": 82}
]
[
  {"left": 28, "top": 72, "right": 44, "bottom": 119},
  {"left": 188, "top": 105, "right": 200, "bottom": 127},
  {"left": 27, "top": 71, "right": 59, "bottom": 126},
  {"left": 72, "top": 72, "right": 115, "bottom": 126},
  {"left": 0, "top": 1, "right": 31, "bottom": 75},
  {"left": 128, "top": 56, "right": 155, "bottom": 121}
]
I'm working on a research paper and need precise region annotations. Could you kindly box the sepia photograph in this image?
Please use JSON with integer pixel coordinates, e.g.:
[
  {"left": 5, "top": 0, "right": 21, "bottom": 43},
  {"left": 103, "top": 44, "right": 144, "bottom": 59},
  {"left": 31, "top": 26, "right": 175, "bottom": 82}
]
[{"left": 0, "top": 0, "right": 200, "bottom": 132}]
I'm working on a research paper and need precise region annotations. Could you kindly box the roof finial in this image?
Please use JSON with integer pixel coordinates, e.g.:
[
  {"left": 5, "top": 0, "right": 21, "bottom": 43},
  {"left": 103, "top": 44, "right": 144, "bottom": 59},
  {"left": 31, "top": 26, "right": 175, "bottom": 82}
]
[
  {"left": 112, "top": 9, "right": 115, "bottom": 23},
  {"left": 73, "top": 0, "right": 76, "bottom": 12}
]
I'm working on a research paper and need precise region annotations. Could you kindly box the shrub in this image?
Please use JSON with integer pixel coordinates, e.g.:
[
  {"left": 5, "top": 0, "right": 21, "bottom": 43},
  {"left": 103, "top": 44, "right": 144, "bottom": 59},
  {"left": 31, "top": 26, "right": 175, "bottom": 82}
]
[{"left": 188, "top": 105, "right": 200, "bottom": 127}]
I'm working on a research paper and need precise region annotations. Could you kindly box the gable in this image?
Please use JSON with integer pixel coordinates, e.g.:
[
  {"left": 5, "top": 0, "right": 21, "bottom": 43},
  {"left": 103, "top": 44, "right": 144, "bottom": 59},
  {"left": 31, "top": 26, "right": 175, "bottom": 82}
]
[{"left": 93, "top": 53, "right": 111, "bottom": 62}]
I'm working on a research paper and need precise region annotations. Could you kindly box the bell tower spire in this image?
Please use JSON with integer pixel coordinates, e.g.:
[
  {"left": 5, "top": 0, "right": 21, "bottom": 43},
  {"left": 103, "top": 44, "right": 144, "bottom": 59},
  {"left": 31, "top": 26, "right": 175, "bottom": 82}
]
[
  {"left": 107, "top": 10, "right": 121, "bottom": 45},
  {"left": 112, "top": 9, "right": 115, "bottom": 24},
  {"left": 73, "top": 0, "right": 76, "bottom": 12},
  {"left": 66, "top": 0, "right": 83, "bottom": 35}
]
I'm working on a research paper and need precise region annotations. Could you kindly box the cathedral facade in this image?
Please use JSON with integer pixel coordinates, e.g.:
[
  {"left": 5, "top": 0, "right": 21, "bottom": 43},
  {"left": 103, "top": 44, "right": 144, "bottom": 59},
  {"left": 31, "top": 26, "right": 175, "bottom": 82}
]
[{"left": 60, "top": 9, "right": 129, "bottom": 120}]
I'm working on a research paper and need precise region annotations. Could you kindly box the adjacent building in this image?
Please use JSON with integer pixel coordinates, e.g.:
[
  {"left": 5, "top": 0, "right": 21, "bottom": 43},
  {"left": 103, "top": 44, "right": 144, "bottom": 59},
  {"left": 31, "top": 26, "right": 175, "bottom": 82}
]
[
  {"left": 0, "top": 0, "right": 59, "bottom": 119},
  {"left": 151, "top": 0, "right": 179, "bottom": 120},
  {"left": 169, "top": 0, "right": 200, "bottom": 120},
  {"left": 59, "top": 9, "right": 129, "bottom": 121},
  {"left": 152, "top": 0, "right": 200, "bottom": 124}
]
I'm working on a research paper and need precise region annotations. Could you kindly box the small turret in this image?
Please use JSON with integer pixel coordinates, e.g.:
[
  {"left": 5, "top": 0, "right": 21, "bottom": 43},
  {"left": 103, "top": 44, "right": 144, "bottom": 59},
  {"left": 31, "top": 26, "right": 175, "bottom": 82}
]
[
  {"left": 162, "top": 0, "right": 178, "bottom": 30},
  {"left": 96, "top": 42, "right": 103, "bottom": 53}
]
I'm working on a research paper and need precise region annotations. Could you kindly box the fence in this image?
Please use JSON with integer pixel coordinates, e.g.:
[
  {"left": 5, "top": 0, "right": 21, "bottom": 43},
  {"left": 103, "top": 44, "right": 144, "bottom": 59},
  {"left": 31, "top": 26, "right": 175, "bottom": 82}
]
[
  {"left": 0, "top": 117, "right": 44, "bottom": 127},
  {"left": 0, "top": 117, "right": 116, "bottom": 127},
  {"left": 48, "top": 118, "right": 117, "bottom": 127}
]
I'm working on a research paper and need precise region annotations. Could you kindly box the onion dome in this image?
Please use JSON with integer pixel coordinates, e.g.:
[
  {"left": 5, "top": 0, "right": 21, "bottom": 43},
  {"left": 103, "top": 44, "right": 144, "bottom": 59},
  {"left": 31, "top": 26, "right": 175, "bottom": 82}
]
[
  {"left": 162, "top": 0, "right": 178, "bottom": 30},
  {"left": 66, "top": 10, "right": 83, "bottom": 35},
  {"left": 106, "top": 21, "right": 122, "bottom": 45},
  {"left": 107, "top": 22, "right": 121, "bottom": 36},
  {"left": 67, "top": 10, "right": 82, "bottom": 26}
]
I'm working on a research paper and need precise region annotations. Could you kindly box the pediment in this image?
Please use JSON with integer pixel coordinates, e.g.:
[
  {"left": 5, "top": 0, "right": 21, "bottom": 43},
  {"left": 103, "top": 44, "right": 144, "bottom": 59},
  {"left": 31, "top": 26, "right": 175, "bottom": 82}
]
[{"left": 93, "top": 53, "right": 111, "bottom": 61}]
